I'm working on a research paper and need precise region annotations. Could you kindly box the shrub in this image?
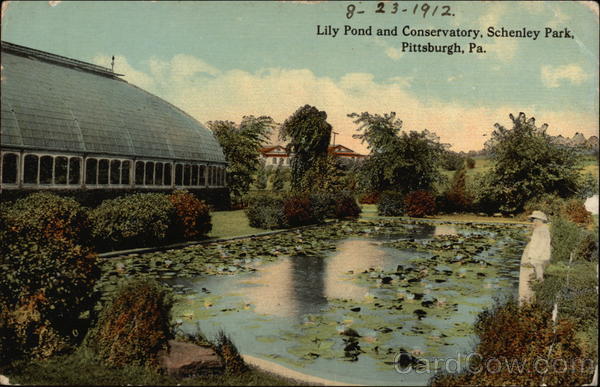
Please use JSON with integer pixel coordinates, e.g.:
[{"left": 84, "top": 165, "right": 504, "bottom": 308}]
[
  {"left": 90, "top": 193, "right": 176, "bottom": 250},
  {"left": 283, "top": 195, "right": 320, "bottom": 227},
  {"left": 430, "top": 301, "right": 595, "bottom": 386},
  {"left": 465, "top": 157, "right": 476, "bottom": 169},
  {"left": 562, "top": 198, "right": 592, "bottom": 225},
  {"left": 551, "top": 217, "right": 585, "bottom": 262},
  {"left": 377, "top": 191, "right": 404, "bottom": 216},
  {"left": 357, "top": 192, "right": 379, "bottom": 204},
  {"left": 1, "top": 192, "right": 92, "bottom": 246},
  {"left": 168, "top": 190, "right": 212, "bottom": 239},
  {"left": 0, "top": 227, "right": 99, "bottom": 362},
  {"left": 440, "top": 151, "right": 465, "bottom": 171},
  {"left": 333, "top": 192, "right": 361, "bottom": 219},
  {"left": 404, "top": 190, "right": 436, "bottom": 218},
  {"left": 443, "top": 168, "right": 472, "bottom": 212},
  {"left": 523, "top": 194, "right": 566, "bottom": 219},
  {"left": 309, "top": 191, "right": 336, "bottom": 219},
  {"left": 87, "top": 279, "right": 173, "bottom": 369},
  {"left": 245, "top": 192, "right": 286, "bottom": 229},
  {"left": 216, "top": 331, "right": 247, "bottom": 375}
]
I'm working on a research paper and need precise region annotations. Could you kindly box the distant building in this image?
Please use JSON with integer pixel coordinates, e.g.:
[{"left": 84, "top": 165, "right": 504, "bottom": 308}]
[
  {"left": 259, "top": 144, "right": 365, "bottom": 168},
  {"left": 0, "top": 41, "right": 227, "bottom": 192}
]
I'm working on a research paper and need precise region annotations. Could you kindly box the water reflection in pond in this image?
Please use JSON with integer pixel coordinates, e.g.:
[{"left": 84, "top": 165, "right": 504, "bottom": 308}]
[{"left": 173, "top": 222, "right": 525, "bottom": 386}]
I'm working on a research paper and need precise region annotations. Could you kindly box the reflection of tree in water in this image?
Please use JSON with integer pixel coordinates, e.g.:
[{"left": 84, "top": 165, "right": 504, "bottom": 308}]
[{"left": 288, "top": 255, "right": 328, "bottom": 320}]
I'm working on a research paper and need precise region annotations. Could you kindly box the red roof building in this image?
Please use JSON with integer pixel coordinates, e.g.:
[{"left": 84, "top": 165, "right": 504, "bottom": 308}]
[{"left": 259, "top": 144, "right": 365, "bottom": 167}]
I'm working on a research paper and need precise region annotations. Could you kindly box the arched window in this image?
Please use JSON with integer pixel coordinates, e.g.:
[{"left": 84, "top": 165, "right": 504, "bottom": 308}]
[
  {"left": 69, "top": 157, "right": 81, "bottom": 184},
  {"left": 164, "top": 163, "right": 172, "bottom": 186},
  {"left": 183, "top": 164, "right": 191, "bottom": 186},
  {"left": 145, "top": 161, "right": 155, "bottom": 185},
  {"left": 191, "top": 165, "right": 199, "bottom": 186},
  {"left": 175, "top": 164, "right": 183, "bottom": 186},
  {"left": 40, "top": 156, "right": 53, "bottom": 185},
  {"left": 24, "top": 154, "right": 39, "bottom": 184},
  {"left": 135, "top": 161, "right": 144, "bottom": 185},
  {"left": 98, "top": 159, "right": 109, "bottom": 185},
  {"left": 1, "top": 153, "right": 18, "bottom": 185},
  {"left": 54, "top": 156, "right": 68, "bottom": 185},
  {"left": 155, "top": 162, "right": 164, "bottom": 185},
  {"left": 199, "top": 165, "right": 206, "bottom": 186},
  {"left": 110, "top": 160, "right": 121, "bottom": 184},
  {"left": 121, "top": 160, "right": 130, "bottom": 185},
  {"left": 85, "top": 158, "right": 97, "bottom": 185}
]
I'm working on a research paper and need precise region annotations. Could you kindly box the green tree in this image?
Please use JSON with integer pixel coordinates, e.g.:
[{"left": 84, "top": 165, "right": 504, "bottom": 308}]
[
  {"left": 279, "top": 105, "right": 332, "bottom": 192},
  {"left": 476, "top": 112, "right": 582, "bottom": 213},
  {"left": 254, "top": 161, "right": 268, "bottom": 190},
  {"left": 349, "top": 112, "right": 445, "bottom": 194},
  {"left": 208, "top": 116, "right": 275, "bottom": 203},
  {"left": 271, "top": 165, "right": 285, "bottom": 191}
]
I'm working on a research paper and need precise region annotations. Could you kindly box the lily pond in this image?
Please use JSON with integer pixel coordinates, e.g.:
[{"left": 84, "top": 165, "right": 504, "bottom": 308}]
[{"left": 97, "top": 219, "right": 529, "bottom": 385}]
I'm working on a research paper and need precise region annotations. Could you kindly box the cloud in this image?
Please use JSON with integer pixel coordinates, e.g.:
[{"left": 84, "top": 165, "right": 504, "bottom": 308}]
[
  {"left": 477, "top": 2, "right": 508, "bottom": 29},
  {"left": 541, "top": 64, "right": 589, "bottom": 87},
  {"left": 373, "top": 39, "right": 404, "bottom": 61},
  {"left": 92, "top": 53, "right": 598, "bottom": 152}
]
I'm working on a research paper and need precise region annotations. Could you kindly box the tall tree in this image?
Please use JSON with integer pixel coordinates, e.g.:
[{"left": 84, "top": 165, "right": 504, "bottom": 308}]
[
  {"left": 475, "top": 112, "right": 582, "bottom": 213},
  {"left": 208, "top": 116, "right": 274, "bottom": 203},
  {"left": 280, "top": 105, "right": 332, "bottom": 192},
  {"left": 349, "top": 112, "right": 445, "bottom": 194}
]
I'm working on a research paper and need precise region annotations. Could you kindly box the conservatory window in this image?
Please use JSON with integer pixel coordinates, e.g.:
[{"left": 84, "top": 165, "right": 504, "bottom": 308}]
[
  {"left": 175, "top": 164, "right": 183, "bottom": 186},
  {"left": 121, "top": 160, "right": 130, "bottom": 185},
  {"left": 40, "top": 156, "right": 53, "bottom": 185},
  {"left": 145, "top": 161, "right": 155, "bottom": 185},
  {"left": 98, "top": 159, "right": 109, "bottom": 185},
  {"left": 191, "top": 165, "right": 199, "bottom": 186},
  {"left": 199, "top": 165, "right": 206, "bottom": 186},
  {"left": 85, "top": 159, "right": 97, "bottom": 185},
  {"left": 164, "top": 163, "right": 172, "bottom": 186},
  {"left": 1, "top": 153, "right": 18, "bottom": 184},
  {"left": 135, "top": 161, "right": 144, "bottom": 185},
  {"left": 69, "top": 158, "right": 81, "bottom": 184},
  {"left": 54, "top": 156, "right": 68, "bottom": 185}
]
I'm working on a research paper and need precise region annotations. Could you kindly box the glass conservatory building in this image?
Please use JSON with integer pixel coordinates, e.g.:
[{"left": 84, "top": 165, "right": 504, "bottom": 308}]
[{"left": 0, "top": 41, "right": 227, "bottom": 191}]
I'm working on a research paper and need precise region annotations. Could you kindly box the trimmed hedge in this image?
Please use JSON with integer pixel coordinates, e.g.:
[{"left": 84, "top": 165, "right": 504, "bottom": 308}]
[
  {"left": 404, "top": 190, "right": 436, "bottom": 218},
  {"left": 168, "top": 190, "right": 212, "bottom": 239},
  {"left": 283, "top": 195, "right": 321, "bottom": 227},
  {"left": 245, "top": 192, "right": 286, "bottom": 229},
  {"left": 90, "top": 193, "right": 177, "bottom": 250}
]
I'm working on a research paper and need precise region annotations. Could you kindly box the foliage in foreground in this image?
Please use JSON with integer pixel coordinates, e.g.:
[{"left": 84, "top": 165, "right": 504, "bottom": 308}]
[
  {"left": 430, "top": 301, "right": 595, "bottom": 386},
  {"left": 0, "top": 194, "right": 99, "bottom": 363},
  {"left": 403, "top": 190, "right": 437, "bottom": 218},
  {"left": 87, "top": 279, "right": 174, "bottom": 369},
  {"left": 377, "top": 190, "right": 404, "bottom": 216}
]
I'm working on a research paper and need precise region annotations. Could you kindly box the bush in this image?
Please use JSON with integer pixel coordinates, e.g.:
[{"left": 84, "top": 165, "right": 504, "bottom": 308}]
[
  {"left": 245, "top": 192, "right": 286, "bottom": 229},
  {"left": 562, "top": 198, "right": 592, "bottom": 225},
  {"left": 377, "top": 191, "right": 404, "bottom": 216},
  {"left": 357, "top": 192, "right": 379, "bottom": 204},
  {"left": 216, "top": 331, "right": 247, "bottom": 375},
  {"left": 430, "top": 301, "right": 595, "bottom": 386},
  {"left": 465, "top": 157, "right": 476, "bottom": 169},
  {"left": 168, "top": 190, "right": 212, "bottom": 239},
  {"left": 440, "top": 151, "right": 465, "bottom": 171},
  {"left": 87, "top": 279, "right": 173, "bottom": 369},
  {"left": 0, "top": 227, "right": 99, "bottom": 362},
  {"left": 443, "top": 168, "right": 472, "bottom": 212},
  {"left": 551, "top": 217, "right": 586, "bottom": 262},
  {"left": 283, "top": 195, "right": 321, "bottom": 227},
  {"left": 523, "top": 194, "right": 566, "bottom": 219},
  {"left": 404, "top": 190, "right": 436, "bottom": 218},
  {"left": 1, "top": 192, "right": 92, "bottom": 246},
  {"left": 309, "top": 191, "right": 336, "bottom": 219},
  {"left": 333, "top": 192, "right": 361, "bottom": 219},
  {"left": 90, "top": 193, "right": 176, "bottom": 250}
]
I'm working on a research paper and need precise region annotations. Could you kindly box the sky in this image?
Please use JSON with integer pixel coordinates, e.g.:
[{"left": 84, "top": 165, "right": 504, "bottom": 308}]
[{"left": 1, "top": 0, "right": 598, "bottom": 152}]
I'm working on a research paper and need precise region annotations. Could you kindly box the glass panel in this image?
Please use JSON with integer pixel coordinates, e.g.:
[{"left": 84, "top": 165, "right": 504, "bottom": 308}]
[
  {"left": 191, "top": 165, "right": 198, "bottom": 186},
  {"left": 69, "top": 158, "right": 81, "bottom": 184},
  {"left": 1, "top": 153, "right": 18, "bottom": 184},
  {"left": 135, "top": 161, "right": 144, "bottom": 185},
  {"left": 145, "top": 161, "right": 154, "bottom": 185},
  {"left": 40, "top": 156, "right": 53, "bottom": 184},
  {"left": 24, "top": 154, "right": 39, "bottom": 184},
  {"left": 98, "top": 159, "right": 109, "bottom": 185},
  {"left": 199, "top": 165, "right": 206, "bottom": 185},
  {"left": 183, "top": 164, "right": 191, "bottom": 186},
  {"left": 85, "top": 158, "right": 97, "bottom": 185},
  {"left": 110, "top": 160, "right": 121, "bottom": 184},
  {"left": 164, "top": 163, "right": 172, "bottom": 186},
  {"left": 54, "top": 156, "right": 68, "bottom": 184},
  {"left": 175, "top": 164, "right": 183, "bottom": 185},
  {"left": 121, "top": 161, "right": 130, "bottom": 185},
  {"left": 155, "top": 163, "right": 163, "bottom": 185}
]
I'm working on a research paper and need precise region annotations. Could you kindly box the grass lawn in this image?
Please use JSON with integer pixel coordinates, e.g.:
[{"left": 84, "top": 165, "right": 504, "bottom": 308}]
[
  {"left": 5, "top": 348, "right": 300, "bottom": 386},
  {"left": 209, "top": 209, "right": 272, "bottom": 239}
]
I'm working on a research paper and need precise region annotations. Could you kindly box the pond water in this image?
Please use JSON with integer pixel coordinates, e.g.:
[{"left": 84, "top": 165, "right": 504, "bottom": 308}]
[{"left": 170, "top": 222, "right": 527, "bottom": 385}]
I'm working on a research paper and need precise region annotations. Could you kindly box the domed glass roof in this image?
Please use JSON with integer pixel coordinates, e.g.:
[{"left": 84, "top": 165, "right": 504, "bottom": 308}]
[{"left": 1, "top": 41, "right": 225, "bottom": 163}]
